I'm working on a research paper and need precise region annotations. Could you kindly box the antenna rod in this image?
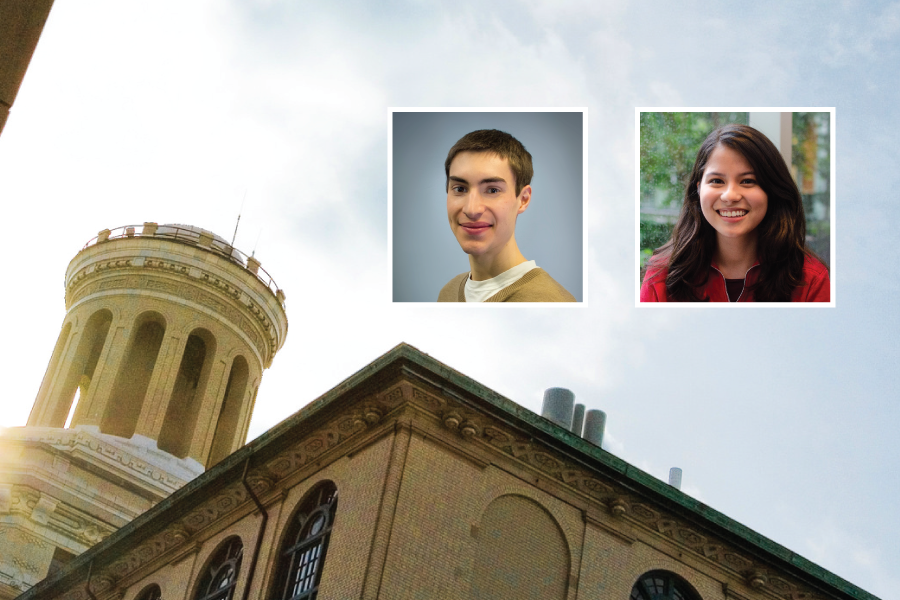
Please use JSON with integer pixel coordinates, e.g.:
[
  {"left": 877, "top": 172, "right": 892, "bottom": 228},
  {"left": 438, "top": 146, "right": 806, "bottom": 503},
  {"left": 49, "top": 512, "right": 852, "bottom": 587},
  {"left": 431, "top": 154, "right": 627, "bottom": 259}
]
[
  {"left": 231, "top": 191, "right": 246, "bottom": 246},
  {"left": 252, "top": 229, "right": 262, "bottom": 257}
]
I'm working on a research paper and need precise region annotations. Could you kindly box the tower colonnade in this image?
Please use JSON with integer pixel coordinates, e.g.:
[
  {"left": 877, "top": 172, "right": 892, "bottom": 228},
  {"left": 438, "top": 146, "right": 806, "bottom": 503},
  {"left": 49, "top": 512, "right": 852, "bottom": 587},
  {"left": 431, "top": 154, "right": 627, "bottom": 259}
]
[
  {"left": 0, "top": 222, "right": 288, "bottom": 597},
  {"left": 31, "top": 299, "right": 258, "bottom": 469},
  {"left": 27, "top": 223, "right": 288, "bottom": 470}
]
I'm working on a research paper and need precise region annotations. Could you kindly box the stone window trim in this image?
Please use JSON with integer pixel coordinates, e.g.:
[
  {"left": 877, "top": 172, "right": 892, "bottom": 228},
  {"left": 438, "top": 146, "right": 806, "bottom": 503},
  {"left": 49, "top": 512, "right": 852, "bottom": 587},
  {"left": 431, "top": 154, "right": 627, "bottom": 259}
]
[
  {"left": 134, "top": 583, "right": 162, "bottom": 600},
  {"left": 194, "top": 536, "right": 244, "bottom": 600},
  {"left": 630, "top": 569, "right": 702, "bottom": 600},
  {"left": 271, "top": 481, "right": 338, "bottom": 600}
]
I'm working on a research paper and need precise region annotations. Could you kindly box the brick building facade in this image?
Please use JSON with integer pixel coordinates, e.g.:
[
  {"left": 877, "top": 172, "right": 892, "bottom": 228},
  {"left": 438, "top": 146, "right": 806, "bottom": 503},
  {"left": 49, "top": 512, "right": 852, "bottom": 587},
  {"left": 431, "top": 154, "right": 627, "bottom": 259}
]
[{"left": 13, "top": 343, "right": 877, "bottom": 600}]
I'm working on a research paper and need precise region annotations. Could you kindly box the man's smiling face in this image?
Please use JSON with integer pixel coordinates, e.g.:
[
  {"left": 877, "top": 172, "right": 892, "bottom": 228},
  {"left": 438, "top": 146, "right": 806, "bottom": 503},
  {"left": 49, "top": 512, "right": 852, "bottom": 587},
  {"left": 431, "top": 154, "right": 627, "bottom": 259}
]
[{"left": 446, "top": 151, "right": 531, "bottom": 266}]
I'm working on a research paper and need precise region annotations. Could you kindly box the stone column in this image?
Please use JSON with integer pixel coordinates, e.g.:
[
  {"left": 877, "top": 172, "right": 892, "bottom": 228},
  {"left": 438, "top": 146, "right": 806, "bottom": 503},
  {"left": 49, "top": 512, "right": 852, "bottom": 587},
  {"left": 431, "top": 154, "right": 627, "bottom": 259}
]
[
  {"left": 77, "top": 306, "right": 136, "bottom": 430},
  {"left": 72, "top": 310, "right": 124, "bottom": 428},
  {"left": 234, "top": 378, "right": 261, "bottom": 452},
  {"left": 28, "top": 320, "right": 75, "bottom": 427},
  {"left": 133, "top": 329, "right": 187, "bottom": 441},
  {"left": 188, "top": 353, "right": 230, "bottom": 463}
]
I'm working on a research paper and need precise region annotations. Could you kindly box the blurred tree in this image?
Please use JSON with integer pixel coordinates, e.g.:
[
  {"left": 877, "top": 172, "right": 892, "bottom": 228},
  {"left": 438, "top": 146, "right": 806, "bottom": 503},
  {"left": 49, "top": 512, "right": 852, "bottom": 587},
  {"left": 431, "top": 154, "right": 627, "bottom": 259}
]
[
  {"left": 639, "top": 112, "right": 748, "bottom": 270},
  {"left": 792, "top": 112, "right": 831, "bottom": 265}
]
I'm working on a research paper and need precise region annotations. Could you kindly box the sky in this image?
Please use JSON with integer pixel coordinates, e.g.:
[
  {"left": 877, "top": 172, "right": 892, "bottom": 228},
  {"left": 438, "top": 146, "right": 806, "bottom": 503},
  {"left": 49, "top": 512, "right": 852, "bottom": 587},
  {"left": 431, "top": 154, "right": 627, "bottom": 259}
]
[{"left": 0, "top": 1, "right": 897, "bottom": 598}]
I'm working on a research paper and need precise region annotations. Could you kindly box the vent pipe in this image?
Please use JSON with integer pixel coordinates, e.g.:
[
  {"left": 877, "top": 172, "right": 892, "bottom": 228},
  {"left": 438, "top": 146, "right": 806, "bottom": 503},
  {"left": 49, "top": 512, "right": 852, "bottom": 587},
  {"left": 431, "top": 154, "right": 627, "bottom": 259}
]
[
  {"left": 541, "top": 388, "right": 575, "bottom": 430},
  {"left": 668, "top": 467, "right": 683, "bottom": 490},
  {"left": 582, "top": 409, "right": 606, "bottom": 447},
  {"left": 571, "top": 403, "right": 585, "bottom": 436}
]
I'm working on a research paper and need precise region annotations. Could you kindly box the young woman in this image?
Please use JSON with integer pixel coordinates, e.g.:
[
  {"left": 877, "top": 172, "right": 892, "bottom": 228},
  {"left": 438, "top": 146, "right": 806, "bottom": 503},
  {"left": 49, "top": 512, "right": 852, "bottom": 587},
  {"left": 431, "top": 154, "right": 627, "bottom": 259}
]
[{"left": 640, "top": 124, "right": 830, "bottom": 302}]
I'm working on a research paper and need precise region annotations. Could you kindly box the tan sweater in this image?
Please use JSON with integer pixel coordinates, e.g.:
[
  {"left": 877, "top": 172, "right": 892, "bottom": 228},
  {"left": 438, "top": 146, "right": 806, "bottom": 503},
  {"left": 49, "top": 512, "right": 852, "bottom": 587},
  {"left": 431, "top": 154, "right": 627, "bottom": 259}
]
[{"left": 437, "top": 268, "right": 577, "bottom": 302}]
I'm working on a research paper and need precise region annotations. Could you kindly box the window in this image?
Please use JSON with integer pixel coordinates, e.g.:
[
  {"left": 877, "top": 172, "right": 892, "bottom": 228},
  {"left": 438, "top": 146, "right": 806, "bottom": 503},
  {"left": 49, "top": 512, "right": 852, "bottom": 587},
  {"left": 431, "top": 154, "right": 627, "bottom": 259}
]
[
  {"left": 195, "top": 537, "right": 243, "bottom": 600},
  {"left": 135, "top": 584, "right": 162, "bottom": 600},
  {"left": 630, "top": 570, "right": 701, "bottom": 600},
  {"left": 271, "top": 482, "right": 338, "bottom": 600}
]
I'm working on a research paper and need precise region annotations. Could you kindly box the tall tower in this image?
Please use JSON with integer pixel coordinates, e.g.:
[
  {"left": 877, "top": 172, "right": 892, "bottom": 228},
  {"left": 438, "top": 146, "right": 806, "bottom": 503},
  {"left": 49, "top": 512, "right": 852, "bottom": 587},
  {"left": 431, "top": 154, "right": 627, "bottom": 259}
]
[{"left": 0, "top": 222, "right": 287, "bottom": 597}]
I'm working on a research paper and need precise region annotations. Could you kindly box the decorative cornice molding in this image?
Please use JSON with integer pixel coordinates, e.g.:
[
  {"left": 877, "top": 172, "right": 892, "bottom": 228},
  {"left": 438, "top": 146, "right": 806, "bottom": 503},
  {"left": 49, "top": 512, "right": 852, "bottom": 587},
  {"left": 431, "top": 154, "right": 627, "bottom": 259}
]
[
  {"left": 265, "top": 387, "right": 404, "bottom": 481},
  {"left": 0, "top": 524, "right": 50, "bottom": 552},
  {"left": 4, "top": 429, "right": 188, "bottom": 493},
  {"left": 401, "top": 383, "right": 825, "bottom": 600},
  {"left": 66, "top": 269, "right": 271, "bottom": 365},
  {"left": 63, "top": 239, "right": 287, "bottom": 367},
  {"left": 0, "top": 488, "right": 114, "bottom": 551},
  {"left": 44, "top": 378, "right": 827, "bottom": 600}
]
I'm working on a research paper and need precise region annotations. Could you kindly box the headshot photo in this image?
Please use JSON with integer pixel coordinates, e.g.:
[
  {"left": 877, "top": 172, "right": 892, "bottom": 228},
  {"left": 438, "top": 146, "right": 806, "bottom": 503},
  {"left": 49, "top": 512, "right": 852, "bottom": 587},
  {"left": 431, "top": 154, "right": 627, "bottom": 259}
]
[
  {"left": 391, "top": 110, "right": 585, "bottom": 303},
  {"left": 637, "top": 109, "right": 834, "bottom": 305}
]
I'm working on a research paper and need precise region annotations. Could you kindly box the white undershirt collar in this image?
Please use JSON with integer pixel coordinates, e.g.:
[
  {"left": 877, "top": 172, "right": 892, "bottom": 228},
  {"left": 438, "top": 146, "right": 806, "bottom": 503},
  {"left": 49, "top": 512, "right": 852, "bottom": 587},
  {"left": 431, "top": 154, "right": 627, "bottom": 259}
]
[{"left": 464, "top": 260, "right": 538, "bottom": 302}]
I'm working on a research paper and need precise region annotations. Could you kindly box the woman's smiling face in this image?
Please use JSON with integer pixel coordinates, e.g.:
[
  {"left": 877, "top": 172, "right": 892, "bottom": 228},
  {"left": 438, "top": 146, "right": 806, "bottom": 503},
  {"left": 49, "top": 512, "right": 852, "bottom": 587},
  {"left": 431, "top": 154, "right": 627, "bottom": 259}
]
[{"left": 698, "top": 144, "right": 768, "bottom": 242}]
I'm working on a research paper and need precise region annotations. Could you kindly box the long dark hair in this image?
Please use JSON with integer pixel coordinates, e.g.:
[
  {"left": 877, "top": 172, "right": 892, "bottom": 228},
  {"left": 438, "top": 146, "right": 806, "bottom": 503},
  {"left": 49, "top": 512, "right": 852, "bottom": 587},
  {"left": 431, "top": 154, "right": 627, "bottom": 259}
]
[{"left": 647, "top": 124, "right": 815, "bottom": 301}]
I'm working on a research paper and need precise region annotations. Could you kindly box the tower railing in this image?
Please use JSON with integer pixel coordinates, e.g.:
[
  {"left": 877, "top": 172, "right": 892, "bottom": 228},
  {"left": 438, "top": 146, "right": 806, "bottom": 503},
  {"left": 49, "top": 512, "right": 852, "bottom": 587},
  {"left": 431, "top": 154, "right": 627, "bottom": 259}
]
[{"left": 82, "top": 223, "right": 283, "bottom": 301}]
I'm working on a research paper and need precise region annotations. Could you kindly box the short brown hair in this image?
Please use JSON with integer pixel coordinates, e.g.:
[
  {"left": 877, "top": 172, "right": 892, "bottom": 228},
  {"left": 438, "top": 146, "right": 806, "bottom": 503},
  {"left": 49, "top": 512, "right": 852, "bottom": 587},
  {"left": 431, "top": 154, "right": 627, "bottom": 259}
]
[{"left": 444, "top": 129, "right": 534, "bottom": 195}]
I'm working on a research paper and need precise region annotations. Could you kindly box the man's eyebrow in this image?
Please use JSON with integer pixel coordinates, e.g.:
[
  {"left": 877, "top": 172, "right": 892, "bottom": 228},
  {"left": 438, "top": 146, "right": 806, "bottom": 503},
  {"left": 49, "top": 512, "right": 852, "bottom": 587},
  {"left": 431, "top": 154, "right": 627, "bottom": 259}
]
[{"left": 448, "top": 175, "right": 508, "bottom": 186}]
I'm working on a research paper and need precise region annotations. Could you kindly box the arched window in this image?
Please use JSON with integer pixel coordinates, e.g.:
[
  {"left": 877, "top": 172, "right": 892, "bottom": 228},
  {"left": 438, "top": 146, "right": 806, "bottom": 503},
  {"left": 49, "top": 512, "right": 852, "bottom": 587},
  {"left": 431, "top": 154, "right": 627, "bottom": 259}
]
[
  {"left": 135, "top": 584, "right": 162, "bottom": 600},
  {"left": 630, "top": 570, "right": 701, "bottom": 600},
  {"left": 271, "top": 481, "right": 338, "bottom": 600},
  {"left": 195, "top": 536, "right": 243, "bottom": 600}
]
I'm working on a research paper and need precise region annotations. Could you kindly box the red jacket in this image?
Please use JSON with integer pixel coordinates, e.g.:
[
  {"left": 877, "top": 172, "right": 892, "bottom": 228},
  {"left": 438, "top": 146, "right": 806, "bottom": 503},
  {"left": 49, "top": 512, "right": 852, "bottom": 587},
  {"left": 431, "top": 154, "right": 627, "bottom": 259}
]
[{"left": 640, "top": 255, "right": 830, "bottom": 302}]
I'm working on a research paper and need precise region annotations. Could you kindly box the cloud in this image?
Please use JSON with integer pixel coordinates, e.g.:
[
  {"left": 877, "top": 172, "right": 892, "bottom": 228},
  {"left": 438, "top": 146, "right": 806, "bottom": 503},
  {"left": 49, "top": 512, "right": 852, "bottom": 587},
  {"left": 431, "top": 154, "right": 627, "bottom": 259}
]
[
  {"left": 823, "top": 1, "right": 900, "bottom": 65},
  {"left": 804, "top": 518, "right": 900, "bottom": 596}
]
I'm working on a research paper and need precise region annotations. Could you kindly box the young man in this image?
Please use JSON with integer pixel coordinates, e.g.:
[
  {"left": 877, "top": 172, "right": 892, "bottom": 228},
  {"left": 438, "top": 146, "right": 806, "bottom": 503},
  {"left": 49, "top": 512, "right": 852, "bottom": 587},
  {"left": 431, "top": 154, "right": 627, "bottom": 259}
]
[{"left": 438, "top": 129, "right": 576, "bottom": 302}]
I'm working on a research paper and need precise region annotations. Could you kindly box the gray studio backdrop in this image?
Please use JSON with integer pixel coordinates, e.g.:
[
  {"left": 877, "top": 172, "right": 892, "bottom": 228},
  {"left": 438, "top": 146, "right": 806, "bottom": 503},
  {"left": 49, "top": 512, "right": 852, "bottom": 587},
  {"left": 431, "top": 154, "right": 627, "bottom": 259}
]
[{"left": 392, "top": 111, "right": 584, "bottom": 302}]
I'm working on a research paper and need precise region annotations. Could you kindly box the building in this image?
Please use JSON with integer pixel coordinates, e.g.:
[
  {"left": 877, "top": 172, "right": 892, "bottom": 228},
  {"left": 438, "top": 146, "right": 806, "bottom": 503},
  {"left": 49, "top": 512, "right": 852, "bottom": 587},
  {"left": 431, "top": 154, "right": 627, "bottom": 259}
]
[
  {"left": 0, "top": 223, "right": 287, "bottom": 598},
  {"left": 0, "top": 224, "right": 878, "bottom": 600},
  {"left": 0, "top": 0, "right": 55, "bottom": 136}
]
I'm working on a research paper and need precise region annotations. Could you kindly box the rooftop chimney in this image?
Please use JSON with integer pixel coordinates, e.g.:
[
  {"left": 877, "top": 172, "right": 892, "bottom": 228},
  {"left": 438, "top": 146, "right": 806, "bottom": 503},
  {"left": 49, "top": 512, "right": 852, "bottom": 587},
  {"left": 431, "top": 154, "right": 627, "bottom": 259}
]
[
  {"left": 668, "top": 467, "right": 683, "bottom": 490},
  {"left": 582, "top": 409, "right": 606, "bottom": 447},
  {"left": 571, "top": 403, "right": 585, "bottom": 436},
  {"left": 541, "top": 388, "right": 575, "bottom": 430}
]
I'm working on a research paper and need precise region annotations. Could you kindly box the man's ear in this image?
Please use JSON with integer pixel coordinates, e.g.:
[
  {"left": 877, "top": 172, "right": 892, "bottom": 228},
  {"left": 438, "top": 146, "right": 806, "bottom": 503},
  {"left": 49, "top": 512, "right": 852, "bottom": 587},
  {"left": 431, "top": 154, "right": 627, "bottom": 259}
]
[{"left": 517, "top": 185, "right": 532, "bottom": 214}]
